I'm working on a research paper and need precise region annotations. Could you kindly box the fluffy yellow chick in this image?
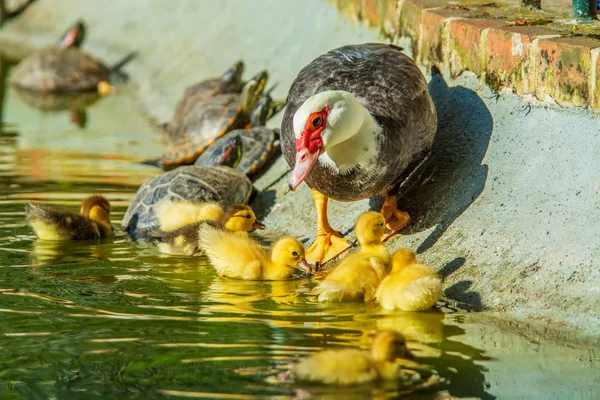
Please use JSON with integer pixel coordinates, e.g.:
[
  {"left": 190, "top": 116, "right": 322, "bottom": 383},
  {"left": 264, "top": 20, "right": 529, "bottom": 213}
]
[
  {"left": 153, "top": 204, "right": 264, "bottom": 256},
  {"left": 312, "top": 211, "right": 390, "bottom": 302},
  {"left": 27, "top": 195, "right": 114, "bottom": 240},
  {"left": 155, "top": 200, "right": 224, "bottom": 231},
  {"left": 376, "top": 249, "right": 443, "bottom": 311},
  {"left": 294, "top": 330, "right": 415, "bottom": 385},
  {"left": 198, "top": 224, "right": 312, "bottom": 280}
]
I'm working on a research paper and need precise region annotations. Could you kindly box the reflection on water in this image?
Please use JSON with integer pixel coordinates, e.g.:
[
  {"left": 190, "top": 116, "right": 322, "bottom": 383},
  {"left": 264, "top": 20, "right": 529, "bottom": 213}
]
[{"left": 0, "top": 52, "right": 597, "bottom": 400}]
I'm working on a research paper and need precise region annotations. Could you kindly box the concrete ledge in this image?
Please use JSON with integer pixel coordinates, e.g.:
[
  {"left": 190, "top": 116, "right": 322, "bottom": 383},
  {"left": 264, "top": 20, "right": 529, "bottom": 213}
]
[{"left": 338, "top": 0, "right": 600, "bottom": 109}]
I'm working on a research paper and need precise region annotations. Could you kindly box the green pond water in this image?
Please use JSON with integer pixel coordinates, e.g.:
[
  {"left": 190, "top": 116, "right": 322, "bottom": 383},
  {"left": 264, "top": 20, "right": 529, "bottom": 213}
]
[{"left": 0, "top": 60, "right": 598, "bottom": 400}]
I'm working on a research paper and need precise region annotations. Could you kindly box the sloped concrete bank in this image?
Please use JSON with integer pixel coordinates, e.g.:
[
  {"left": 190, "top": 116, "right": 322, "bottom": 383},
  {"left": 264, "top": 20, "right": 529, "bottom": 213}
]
[{"left": 0, "top": 0, "right": 598, "bottom": 340}]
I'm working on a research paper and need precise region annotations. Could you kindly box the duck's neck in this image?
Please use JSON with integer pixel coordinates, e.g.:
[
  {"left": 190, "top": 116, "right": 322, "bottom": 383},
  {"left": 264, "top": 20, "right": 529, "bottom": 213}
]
[
  {"left": 360, "top": 242, "right": 391, "bottom": 269},
  {"left": 320, "top": 105, "right": 381, "bottom": 174},
  {"left": 264, "top": 261, "right": 294, "bottom": 280}
]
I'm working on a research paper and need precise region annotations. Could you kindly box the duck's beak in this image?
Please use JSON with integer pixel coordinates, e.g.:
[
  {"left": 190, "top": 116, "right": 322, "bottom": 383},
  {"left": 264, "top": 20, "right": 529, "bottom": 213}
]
[
  {"left": 295, "top": 259, "right": 313, "bottom": 274},
  {"left": 252, "top": 221, "right": 265, "bottom": 230},
  {"left": 289, "top": 148, "right": 320, "bottom": 191}
]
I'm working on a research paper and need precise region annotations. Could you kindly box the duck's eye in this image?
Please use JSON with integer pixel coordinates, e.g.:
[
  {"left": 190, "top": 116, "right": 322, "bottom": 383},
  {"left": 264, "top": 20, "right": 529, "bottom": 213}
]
[
  {"left": 245, "top": 214, "right": 252, "bottom": 219},
  {"left": 379, "top": 222, "right": 385, "bottom": 227},
  {"left": 311, "top": 116, "right": 322, "bottom": 128},
  {"left": 291, "top": 251, "right": 299, "bottom": 257}
]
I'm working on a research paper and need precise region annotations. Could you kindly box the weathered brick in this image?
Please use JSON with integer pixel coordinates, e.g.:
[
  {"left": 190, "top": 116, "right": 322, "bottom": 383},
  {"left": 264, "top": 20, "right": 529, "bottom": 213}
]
[
  {"left": 533, "top": 36, "right": 597, "bottom": 107},
  {"left": 419, "top": 9, "right": 451, "bottom": 67},
  {"left": 484, "top": 25, "right": 557, "bottom": 94},
  {"left": 447, "top": 18, "right": 505, "bottom": 78}
]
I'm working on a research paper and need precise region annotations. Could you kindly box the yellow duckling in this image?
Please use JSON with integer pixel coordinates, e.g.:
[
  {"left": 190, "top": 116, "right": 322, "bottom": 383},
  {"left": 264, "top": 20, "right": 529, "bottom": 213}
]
[
  {"left": 27, "top": 195, "right": 114, "bottom": 240},
  {"left": 198, "top": 224, "right": 312, "bottom": 280},
  {"left": 294, "top": 330, "right": 415, "bottom": 385},
  {"left": 376, "top": 249, "right": 444, "bottom": 311},
  {"left": 155, "top": 200, "right": 224, "bottom": 231},
  {"left": 312, "top": 211, "right": 390, "bottom": 302},
  {"left": 153, "top": 204, "right": 265, "bottom": 256}
]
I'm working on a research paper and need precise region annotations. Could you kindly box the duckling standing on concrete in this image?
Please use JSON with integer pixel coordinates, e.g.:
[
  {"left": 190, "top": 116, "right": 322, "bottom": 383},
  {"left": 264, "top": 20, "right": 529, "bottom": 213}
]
[
  {"left": 27, "top": 195, "right": 114, "bottom": 240},
  {"left": 198, "top": 224, "right": 312, "bottom": 280},
  {"left": 312, "top": 211, "right": 390, "bottom": 302},
  {"left": 293, "top": 330, "right": 415, "bottom": 385},
  {"left": 376, "top": 249, "right": 443, "bottom": 311},
  {"left": 152, "top": 203, "right": 265, "bottom": 256}
]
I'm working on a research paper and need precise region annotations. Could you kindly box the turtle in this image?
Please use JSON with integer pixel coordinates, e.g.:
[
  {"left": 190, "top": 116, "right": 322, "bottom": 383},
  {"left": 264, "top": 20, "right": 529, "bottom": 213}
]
[
  {"left": 0, "top": 0, "right": 36, "bottom": 26},
  {"left": 13, "top": 88, "right": 100, "bottom": 128},
  {"left": 122, "top": 134, "right": 253, "bottom": 238},
  {"left": 195, "top": 88, "right": 286, "bottom": 177},
  {"left": 160, "top": 69, "right": 269, "bottom": 169},
  {"left": 10, "top": 20, "right": 136, "bottom": 95},
  {"left": 159, "top": 60, "right": 246, "bottom": 138}
]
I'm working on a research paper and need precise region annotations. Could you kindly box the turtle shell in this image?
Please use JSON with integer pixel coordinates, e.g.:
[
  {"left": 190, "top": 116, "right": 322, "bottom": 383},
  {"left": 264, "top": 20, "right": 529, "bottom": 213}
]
[
  {"left": 121, "top": 165, "right": 252, "bottom": 237},
  {"left": 160, "top": 92, "right": 248, "bottom": 167},
  {"left": 13, "top": 87, "right": 100, "bottom": 111},
  {"left": 195, "top": 126, "right": 279, "bottom": 176},
  {"left": 10, "top": 47, "right": 110, "bottom": 93}
]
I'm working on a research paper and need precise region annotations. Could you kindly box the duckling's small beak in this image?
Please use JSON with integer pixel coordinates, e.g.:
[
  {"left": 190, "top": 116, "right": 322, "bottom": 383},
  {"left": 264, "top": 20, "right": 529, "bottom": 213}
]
[
  {"left": 252, "top": 221, "right": 265, "bottom": 230},
  {"left": 296, "top": 259, "right": 313, "bottom": 275}
]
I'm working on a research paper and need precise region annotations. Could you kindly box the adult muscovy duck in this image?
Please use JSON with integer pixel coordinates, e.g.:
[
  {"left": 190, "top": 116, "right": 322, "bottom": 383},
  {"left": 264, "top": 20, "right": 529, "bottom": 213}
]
[{"left": 281, "top": 43, "right": 437, "bottom": 266}]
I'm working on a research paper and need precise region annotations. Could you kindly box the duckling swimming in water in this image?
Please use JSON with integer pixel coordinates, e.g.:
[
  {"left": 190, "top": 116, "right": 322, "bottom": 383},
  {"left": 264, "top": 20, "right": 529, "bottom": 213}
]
[
  {"left": 376, "top": 249, "right": 443, "bottom": 311},
  {"left": 152, "top": 204, "right": 264, "bottom": 256},
  {"left": 154, "top": 200, "right": 225, "bottom": 232},
  {"left": 294, "top": 330, "right": 415, "bottom": 385},
  {"left": 27, "top": 195, "right": 114, "bottom": 240},
  {"left": 198, "top": 224, "right": 312, "bottom": 280},
  {"left": 312, "top": 211, "right": 390, "bottom": 302}
]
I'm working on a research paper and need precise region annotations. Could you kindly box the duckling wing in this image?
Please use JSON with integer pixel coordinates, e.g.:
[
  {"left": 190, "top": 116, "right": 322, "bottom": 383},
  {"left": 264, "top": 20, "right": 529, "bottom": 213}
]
[
  {"left": 198, "top": 224, "right": 268, "bottom": 279},
  {"left": 376, "top": 264, "right": 443, "bottom": 311},
  {"left": 313, "top": 253, "right": 386, "bottom": 302},
  {"left": 26, "top": 203, "right": 102, "bottom": 240},
  {"left": 155, "top": 200, "right": 223, "bottom": 231},
  {"left": 295, "top": 349, "right": 378, "bottom": 385},
  {"left": 150, "top": 222, "right": 202, "bottom": 256}
]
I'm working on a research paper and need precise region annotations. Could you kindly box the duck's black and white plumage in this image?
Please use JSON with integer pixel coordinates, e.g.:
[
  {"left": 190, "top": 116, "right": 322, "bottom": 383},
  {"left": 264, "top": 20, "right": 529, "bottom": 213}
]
[
  {"left": 281, "top": 43, "right": 436, "bottom": 200},
  {"left": 280, "top": 43, "right": 437, "bottom": 265}
]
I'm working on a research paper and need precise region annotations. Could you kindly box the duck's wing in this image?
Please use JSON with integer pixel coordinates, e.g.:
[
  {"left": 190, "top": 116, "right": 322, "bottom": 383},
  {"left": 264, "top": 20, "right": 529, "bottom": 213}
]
[
  {"left": 282, "top": 43, "right": 436, "bottom": 170},
  {"left": 26, "top": 203, "right": 98, "bottom": 240},
  {"left": 198, "top": 223, "right": 267, "bottom": 276}
]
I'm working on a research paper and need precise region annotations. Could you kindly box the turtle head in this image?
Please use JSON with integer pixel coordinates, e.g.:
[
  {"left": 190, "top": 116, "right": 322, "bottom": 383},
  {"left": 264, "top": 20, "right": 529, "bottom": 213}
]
[
  {"left": 241, "top": 70, "right": 268, "bottom": 117},
  {"left": 60, "top": 20, "right": 86, "bottom": 49},
  {"left": 217, "top": 60, "right": 245, "bottom": 93},
  {"left": 250, "top": 85, "right": 287, "bottom": 127},
  {"left": 195, "top": 134, "right": 243, "bottom": 169}
]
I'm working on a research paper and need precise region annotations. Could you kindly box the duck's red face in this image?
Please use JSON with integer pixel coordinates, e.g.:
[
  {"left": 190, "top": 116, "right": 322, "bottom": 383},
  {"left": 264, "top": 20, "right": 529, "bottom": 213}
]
[{"left": 289, "top": 106, "right": 329, "bottom": 191}]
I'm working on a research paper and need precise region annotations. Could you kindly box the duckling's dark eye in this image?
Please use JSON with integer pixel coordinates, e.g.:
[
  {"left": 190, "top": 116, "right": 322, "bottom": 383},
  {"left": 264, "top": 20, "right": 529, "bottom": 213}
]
[
  {"left": 379, "top": 222, "right": 384, "bottom": 227},
  {"left": 311, "top": 116, "right": 322, "bottom": 128},
  {"left": 291, "top": 251, "right": 299, "bottom": 257},
  {"left": 245, "top": 214, "right": 252, "bottom": 219}
]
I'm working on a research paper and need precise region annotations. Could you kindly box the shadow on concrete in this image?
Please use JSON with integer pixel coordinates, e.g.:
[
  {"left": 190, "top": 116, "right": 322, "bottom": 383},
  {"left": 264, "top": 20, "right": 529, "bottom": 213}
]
[
  {"left": 398, "top": 67, "right": 493, "bottom": 254},
  {"left": 439, "top": 256, "right": 466, "bottom": 281},
  {"left": 445, "top": 280, "right": 484, "bottom": 310}
]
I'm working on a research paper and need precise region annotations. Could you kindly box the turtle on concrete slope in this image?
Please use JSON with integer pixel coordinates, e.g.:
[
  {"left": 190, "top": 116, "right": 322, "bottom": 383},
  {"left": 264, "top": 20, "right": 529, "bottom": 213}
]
[
  {"left": 160, "top": 70, "right": 268, "bottom": 168},
  {"left": 195, "top": 88, "right": 286, "bottom": 177},
  {"left": 10, "top": 20, "right": 136, "bottom": 95},
  {"left": 122, "top": 134, "right": 252, "bottom": 238},
  {"left": 159, "top": 60, "right": 246, "bottom": 138}
]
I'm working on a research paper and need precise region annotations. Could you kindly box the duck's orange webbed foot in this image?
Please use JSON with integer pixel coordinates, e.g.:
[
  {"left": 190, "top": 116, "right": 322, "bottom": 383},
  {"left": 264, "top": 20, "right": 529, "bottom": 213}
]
[
  {"left": 305, "top": 231, "right": 352, "bottom": 268},
  {"left": 306, "top": 189, "right": 352, "bottom": 268},
  {"left": 380, "top": 195, "right": 411, "bottom": 242}
]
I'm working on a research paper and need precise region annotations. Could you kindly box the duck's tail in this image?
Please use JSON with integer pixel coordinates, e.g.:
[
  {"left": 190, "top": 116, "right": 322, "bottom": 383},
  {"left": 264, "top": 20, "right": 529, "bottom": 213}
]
[
  {"left": 395, "top": 276, "right": 443, "bottom": 311},
  {"left": 26, "top": 203, "right": 61, "bottom": 240},
  {"left": 109, "top": 51, "right": 138, "bottom": 81},
  {"left": 312, "top": 281, "right": 354, "bottom": 302},
  {"left": 155, "top": 200, "right": 223, "bottom": 232}
]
